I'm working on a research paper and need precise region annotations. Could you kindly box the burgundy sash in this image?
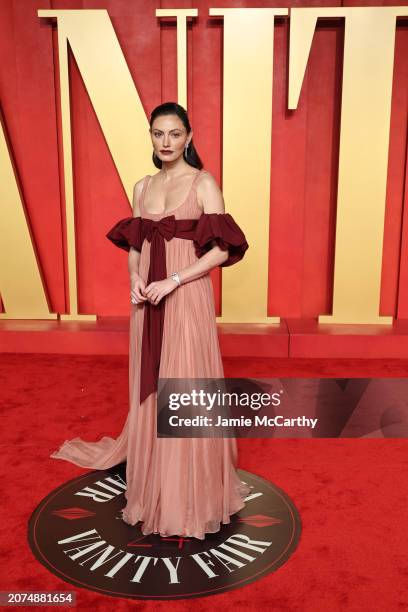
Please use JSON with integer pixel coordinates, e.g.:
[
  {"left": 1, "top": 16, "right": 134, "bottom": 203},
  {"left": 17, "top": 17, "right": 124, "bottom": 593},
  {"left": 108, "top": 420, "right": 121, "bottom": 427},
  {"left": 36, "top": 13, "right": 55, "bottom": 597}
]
[{"left": 106, "top": 213, "right": 249, "bottom": 405}]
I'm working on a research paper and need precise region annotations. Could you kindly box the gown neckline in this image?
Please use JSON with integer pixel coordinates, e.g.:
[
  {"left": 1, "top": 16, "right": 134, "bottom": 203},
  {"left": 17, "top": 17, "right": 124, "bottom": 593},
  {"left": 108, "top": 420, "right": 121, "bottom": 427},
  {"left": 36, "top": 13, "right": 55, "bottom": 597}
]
[{"left": 142, "top": 169, "right": 203, "bottom": 217}]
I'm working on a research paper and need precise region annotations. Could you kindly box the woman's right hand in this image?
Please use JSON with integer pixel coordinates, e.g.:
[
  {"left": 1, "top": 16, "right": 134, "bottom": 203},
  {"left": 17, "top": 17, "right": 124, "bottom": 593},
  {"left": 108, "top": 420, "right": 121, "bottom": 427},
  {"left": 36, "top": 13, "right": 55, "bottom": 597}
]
[{"left": 130, "top": 275, "right": 147, "bottom": 305}]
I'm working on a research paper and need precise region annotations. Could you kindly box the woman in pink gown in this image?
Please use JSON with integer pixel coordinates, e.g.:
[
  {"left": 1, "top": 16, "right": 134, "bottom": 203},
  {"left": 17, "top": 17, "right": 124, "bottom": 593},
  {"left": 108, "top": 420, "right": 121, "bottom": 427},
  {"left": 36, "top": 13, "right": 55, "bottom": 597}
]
[{"left": 51, "top": 102, "right": 250, "bottom": 540}]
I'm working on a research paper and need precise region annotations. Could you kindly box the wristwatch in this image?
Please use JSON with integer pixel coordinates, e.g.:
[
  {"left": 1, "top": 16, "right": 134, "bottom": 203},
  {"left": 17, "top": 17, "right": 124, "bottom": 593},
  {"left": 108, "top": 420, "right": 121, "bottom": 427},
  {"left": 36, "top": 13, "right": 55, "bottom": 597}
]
[{"left": 170, "top": 271, "right": 181, "bottom": 286}]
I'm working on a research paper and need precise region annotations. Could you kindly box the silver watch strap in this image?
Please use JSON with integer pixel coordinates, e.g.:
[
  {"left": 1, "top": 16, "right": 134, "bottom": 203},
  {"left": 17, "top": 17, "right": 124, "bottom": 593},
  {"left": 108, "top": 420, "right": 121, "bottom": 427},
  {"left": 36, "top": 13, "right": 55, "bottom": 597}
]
[{"left": 170, "top": 272, "right": 181, "bottom": 286}]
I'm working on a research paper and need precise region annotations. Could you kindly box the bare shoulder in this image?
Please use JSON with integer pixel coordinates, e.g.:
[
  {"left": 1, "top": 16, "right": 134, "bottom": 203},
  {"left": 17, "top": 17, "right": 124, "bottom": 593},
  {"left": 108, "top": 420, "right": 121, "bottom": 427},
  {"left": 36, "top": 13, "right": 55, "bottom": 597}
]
[
  {"left": 197, "top": 170, "right": 219, "bottom": 191},
  {"left": 132, "top": 176, "right": 149, "bottom": 218},
  {"left": 197, "top": 170, "right": 225, "bottom": 214}
]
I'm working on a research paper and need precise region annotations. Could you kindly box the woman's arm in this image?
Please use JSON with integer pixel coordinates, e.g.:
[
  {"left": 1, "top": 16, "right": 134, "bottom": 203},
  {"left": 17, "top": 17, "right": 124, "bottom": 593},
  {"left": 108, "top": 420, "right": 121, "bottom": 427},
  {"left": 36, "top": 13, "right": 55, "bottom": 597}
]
[
  {"left": 129, "top": 180, "right": 148, "bottom": 303},
  {"left": 128, "top": 247, "right": 141, "bottom": 284},
  {"left": 177, "top": 172, "right": 229, "bottom": 286}
]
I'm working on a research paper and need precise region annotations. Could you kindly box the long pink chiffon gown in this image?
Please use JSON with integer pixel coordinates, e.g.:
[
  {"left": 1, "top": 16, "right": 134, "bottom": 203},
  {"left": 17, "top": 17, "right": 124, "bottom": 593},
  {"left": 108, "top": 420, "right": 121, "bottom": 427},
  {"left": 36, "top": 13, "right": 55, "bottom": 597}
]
[{"left": 51, "top": 168, "right": 251, "bottom": 540}]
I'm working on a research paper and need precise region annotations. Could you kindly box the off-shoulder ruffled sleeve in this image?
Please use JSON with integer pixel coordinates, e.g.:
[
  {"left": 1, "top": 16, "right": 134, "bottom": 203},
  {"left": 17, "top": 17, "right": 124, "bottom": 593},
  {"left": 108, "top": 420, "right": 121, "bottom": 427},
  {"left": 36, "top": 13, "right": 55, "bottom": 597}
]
[
  {"left": 106, "top": 216, "right": 143, "bottom": 252},
  {"left": 193, "top": 212, "right": 249, "bottom": 267}
]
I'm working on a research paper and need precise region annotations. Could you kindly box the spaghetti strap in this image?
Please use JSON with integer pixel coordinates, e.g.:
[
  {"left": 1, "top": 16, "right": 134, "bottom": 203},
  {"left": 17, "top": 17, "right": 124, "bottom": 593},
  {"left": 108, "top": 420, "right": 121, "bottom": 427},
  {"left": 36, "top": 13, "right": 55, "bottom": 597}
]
[
  {"left": 139, "top": 175, "right": 151, "bottom": 213},
  {"left": 192, "top": 169, "right": 203, "bottom": 187},
  {"left": 183, "top": 169, "right": 203, "bottom": 204}
]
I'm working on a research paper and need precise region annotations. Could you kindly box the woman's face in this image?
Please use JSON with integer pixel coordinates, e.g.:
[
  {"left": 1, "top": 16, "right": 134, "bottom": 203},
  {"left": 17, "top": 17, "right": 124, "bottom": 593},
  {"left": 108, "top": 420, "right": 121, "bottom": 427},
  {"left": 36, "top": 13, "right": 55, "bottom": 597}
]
[{"left": 150, "top": 114, "right": 191, "bottom": 163}]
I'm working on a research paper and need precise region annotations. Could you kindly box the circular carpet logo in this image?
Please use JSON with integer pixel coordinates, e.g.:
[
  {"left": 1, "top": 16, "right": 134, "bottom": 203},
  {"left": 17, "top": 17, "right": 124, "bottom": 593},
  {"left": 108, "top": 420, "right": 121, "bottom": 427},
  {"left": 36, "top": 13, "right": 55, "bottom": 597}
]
[{"left": 28, "top": 465, "right": 301, "bottom": 600}]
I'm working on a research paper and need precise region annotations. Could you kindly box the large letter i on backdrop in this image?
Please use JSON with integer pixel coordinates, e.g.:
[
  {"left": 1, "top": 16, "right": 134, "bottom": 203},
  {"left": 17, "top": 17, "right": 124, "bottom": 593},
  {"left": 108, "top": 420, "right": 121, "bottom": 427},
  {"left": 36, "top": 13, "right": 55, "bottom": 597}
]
[{"left": 289, "top": 7, "right": 408, "bottom": 325}]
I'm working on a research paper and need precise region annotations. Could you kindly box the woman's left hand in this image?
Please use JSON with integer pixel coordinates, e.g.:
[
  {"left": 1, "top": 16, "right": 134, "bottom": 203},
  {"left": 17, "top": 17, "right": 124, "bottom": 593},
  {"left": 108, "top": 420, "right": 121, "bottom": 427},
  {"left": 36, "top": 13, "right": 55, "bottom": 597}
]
[{"left": 143, "top": 278, "right": 179, "bottom": 305}]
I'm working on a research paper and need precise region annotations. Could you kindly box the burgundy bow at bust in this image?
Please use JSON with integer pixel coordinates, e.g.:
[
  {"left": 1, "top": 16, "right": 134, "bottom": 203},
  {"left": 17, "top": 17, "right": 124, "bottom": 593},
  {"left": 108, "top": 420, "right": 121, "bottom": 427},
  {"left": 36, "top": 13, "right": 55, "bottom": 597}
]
[
  {"left": 140, "top": 216, "right": 177, "bottom": 405},
  {"left": 143, "top": 216, "right": 176, "bottom": 242}
]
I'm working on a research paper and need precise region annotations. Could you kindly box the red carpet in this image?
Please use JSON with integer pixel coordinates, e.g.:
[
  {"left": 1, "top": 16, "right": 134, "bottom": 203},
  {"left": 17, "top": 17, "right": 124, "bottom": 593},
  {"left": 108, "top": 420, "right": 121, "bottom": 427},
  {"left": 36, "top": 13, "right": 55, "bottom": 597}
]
[{"left": 1, "top": 353, "right": 408, "bottom": 610}]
